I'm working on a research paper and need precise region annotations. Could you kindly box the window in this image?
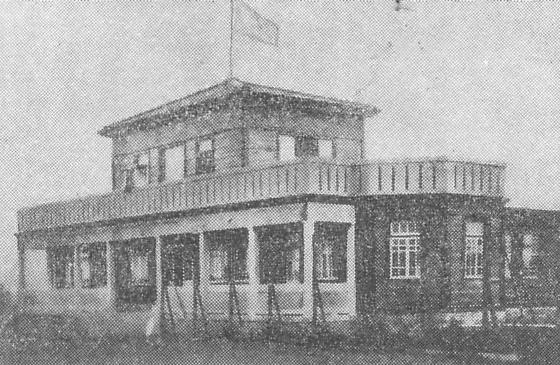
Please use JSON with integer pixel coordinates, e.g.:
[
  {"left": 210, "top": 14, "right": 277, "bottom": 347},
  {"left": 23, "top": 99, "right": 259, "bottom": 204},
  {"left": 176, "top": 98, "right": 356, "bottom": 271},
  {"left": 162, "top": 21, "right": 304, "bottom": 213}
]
[
  {"left": 296, "top": 136, "right": 318, "bottom": 157},
  {"left": 165, "top": 145, "right": 185, "bottom": 181},
  {"left": 318, "top": 139, "right": 334, "bottom": 159},
  {"left": 390, "top": 221, "right": 421, "bottom": 279},
  {"left": 47, "top": 246, "right": 74, "bottom": 289},
  {"left": 206, "top": 229, "right": 248, "bottom": 283},
  {"left": 113, "top": 238, "right": 157, "bottom": 306},
  {"left": 258, "top": 224, "right": 303, "bottom": 284},
  {"left": 278, "top": 135, "right": 295, "bottom": 161},
  {"left": 79, "top": 243, "right": 107, "bottom": 288},
  {"left": 522, "top": 234, "right": 539, "bottom": 278},
  {"left": 196, "top": 138, "right": 215, "bottom": 174},
  {"left": 131, "top": 151, "right": 150, "bottom": 187},
  {"left": 162, "top": 234, "right": 197, "bottom": 286},
  {"left": 465, "top": 222, "right": 484, "bottom": 279},
  {"left": 315, "top": 223, "right": 348, "bottom": 282}
]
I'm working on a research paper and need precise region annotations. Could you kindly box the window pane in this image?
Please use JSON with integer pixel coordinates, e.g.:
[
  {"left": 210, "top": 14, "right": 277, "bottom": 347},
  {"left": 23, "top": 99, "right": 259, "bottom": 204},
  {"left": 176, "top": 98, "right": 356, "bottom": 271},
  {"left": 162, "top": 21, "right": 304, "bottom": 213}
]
[
  {"left": 165, "top": 145, "right": 184, "bottom": 181},
  {"left": 318, "top": 139, "right": 333, "bottom": 159},
  {"left": 279, "top": 135, "right": 295, "bottom": 161},
  {"left": 199, "top": 139, "right": 212, "bottom": 152}
]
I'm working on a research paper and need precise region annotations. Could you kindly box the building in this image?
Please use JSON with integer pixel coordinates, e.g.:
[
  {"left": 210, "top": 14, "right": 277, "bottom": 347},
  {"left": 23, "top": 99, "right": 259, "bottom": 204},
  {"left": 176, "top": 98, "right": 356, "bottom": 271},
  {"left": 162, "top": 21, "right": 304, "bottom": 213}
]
[{"left": 16, "top": 78, "right": 560, "bottom": 335}]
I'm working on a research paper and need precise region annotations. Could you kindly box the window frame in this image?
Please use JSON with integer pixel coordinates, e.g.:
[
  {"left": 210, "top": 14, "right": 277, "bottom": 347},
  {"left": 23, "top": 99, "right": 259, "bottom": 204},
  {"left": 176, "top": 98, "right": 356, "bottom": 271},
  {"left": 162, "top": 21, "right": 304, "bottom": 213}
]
[
  {"left": 278, "top": 134, "right": 296, "bottom": 161},
  {"left": 389, "top": 221, "right": 421, "bottom": 279},
  {"left": 464, "top": 222, "right": 484, "bottom": 279},
  {"left": 79, "top": 242, "right": 107, "bottom": 289},
  {"left": 257, "top": 223, "right": 304, "bottom": 285},
  {"left": 315, "top": 222, "right": 348, "bottom": 283},
  {"left": 195, "top": 137, "right": 215, "bottom": 175},
  {"left": 47, "top": 246, "right": 75, "bottom": 289},
  {"left": 205, "top": 229, "right": 249, "bottom": 284}
]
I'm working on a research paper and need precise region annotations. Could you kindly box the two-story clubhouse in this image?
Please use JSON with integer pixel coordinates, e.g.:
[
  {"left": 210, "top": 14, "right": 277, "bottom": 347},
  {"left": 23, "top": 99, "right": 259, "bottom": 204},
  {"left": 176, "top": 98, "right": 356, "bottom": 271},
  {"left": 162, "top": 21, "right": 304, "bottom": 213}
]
[{"left": 16, "top": 78, "right": 559, "bottom": 335}]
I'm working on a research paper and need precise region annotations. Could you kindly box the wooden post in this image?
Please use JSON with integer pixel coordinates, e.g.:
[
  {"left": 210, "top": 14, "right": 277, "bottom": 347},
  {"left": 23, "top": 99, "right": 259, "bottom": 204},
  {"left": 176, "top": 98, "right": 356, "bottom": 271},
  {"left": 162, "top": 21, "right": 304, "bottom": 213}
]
[
  {"left": 247, "top": 227, "right": 259, "bottom": 321},
  {"left": 74, "top": 244, "right": 82, "bottom": 289}
]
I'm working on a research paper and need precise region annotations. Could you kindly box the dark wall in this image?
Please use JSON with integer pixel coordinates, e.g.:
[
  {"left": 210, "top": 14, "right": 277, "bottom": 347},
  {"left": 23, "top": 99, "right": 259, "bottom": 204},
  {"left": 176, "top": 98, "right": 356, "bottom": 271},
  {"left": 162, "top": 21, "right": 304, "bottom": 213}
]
[{"left": 355, "top": 195, "right": 506, "bottom": 314}]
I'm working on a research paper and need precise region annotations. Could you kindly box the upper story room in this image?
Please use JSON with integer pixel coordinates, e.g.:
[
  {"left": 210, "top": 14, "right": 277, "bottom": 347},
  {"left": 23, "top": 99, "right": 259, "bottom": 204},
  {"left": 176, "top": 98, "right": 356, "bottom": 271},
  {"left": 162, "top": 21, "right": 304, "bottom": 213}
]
[{"left": 100, "top": 78, "right": 377, "bottom": 192}]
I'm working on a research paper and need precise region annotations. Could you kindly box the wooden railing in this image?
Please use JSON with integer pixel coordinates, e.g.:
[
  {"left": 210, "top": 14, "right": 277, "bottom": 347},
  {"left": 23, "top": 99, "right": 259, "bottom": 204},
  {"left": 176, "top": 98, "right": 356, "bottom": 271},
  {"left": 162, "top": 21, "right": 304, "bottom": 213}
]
[
  {"left": 17, "top": 158, "right": 505, "bottom": 233},
  {"left": 17, "top": 160, "right": 357, "bottom": 232}
]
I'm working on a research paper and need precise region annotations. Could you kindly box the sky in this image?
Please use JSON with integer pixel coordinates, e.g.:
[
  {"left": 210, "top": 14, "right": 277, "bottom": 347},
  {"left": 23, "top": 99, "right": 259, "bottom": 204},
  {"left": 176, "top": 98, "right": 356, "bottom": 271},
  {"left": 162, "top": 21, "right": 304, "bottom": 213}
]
[{"left": 1, "top": 0, "right": 560, "bottom": 289}]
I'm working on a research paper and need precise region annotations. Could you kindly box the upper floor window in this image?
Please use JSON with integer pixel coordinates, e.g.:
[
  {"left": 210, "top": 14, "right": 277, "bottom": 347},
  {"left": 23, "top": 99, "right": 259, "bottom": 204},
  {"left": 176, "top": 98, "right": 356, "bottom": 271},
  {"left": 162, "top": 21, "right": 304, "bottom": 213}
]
[
  {"left": 318, "top": 139, "right": 334, "bottom": 159},
  {"left": 164, "top": 145, "right": 185, "bottom": 182},
  {"left": 465, "top": 222, "right": 484, "bottom": 279},
  {"left": 196, "top": 138, "right": 215, "bottom": 174},
  {"left": 47, "top": 246, "right": 74, "bottom": 289},
  {"left": 278, "top": 135, "right": 295, "bottom": 161},
  {"left": 79, "top": 243, "right": 107, "bottom": 289},
  {"left": 390, "top": 221, "right": 421, "bottom": 279}
]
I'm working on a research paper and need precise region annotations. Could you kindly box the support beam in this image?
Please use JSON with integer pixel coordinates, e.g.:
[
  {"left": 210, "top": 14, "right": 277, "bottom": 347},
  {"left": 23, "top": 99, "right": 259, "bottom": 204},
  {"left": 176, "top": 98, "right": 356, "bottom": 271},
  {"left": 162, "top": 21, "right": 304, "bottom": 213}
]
[
  {"left": 302, "top": 220, "right": 315, "bottom": 320},
  {"left": 247, "top": 227, "right": 259, "bottom": 320}
]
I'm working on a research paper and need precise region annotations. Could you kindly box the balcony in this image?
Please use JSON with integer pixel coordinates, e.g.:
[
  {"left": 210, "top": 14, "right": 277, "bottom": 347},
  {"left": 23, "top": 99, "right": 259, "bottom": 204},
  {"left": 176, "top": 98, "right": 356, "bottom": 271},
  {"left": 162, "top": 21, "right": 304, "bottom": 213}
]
[{"left": 17, "top": 158, "right": 505, "bottom": 233}]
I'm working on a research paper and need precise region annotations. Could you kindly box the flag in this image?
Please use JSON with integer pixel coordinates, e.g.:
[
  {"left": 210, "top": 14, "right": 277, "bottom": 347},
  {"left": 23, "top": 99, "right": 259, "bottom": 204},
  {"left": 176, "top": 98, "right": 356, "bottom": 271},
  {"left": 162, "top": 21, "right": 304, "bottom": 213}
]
[{"left": 233, "top": 0, "right": 279, "bottom": 47}]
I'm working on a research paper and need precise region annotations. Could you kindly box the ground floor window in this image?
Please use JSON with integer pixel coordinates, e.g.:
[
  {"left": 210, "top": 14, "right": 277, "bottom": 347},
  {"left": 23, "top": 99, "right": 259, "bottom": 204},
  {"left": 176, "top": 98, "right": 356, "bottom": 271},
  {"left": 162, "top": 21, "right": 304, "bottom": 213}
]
[
  {"left": 113, "top": 238, "right": 157, "bottom": 306},
  {"left": 315, "top": 222, "right": 349, "bottom": 282},
  {"left": 79, "top": 242, "right": 107, "bottom": 288},
  {"left": 257, "top": 223, "right": 303, "bottom": 284},
  {"left": 389, "top": 221, "right": 421, "bottom": 279},
  {"left": 47, "top": 246, "right": 74, "bottom": 289},
  {"left": 161, "top": 234, "right": 198, "bottom": 286},
  {"left": 465, "top": 222, "right": 484, "bottom": 279},
  {"left": 205, "top": 229, "right": 248, "bottom": 283}
]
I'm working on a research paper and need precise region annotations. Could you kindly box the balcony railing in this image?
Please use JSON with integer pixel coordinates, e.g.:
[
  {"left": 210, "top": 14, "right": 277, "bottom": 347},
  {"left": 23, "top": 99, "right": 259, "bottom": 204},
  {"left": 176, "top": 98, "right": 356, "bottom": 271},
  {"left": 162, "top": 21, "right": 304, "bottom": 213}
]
[
  {"left": 18, "top": 160, "right": 357, "bottom": 232},
  {"left": 357, "top": 158, "right": 505, "bottom": 197},
  {"left": 17, "top": 158, "right": 505, "bottom": 233}
]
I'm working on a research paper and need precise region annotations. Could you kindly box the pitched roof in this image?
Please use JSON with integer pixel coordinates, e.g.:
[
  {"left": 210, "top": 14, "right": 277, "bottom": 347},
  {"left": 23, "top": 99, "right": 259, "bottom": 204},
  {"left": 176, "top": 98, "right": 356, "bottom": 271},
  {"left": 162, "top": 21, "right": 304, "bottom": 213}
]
[{"left": 98, "top": 78, "right": 379, "bottom": 137}]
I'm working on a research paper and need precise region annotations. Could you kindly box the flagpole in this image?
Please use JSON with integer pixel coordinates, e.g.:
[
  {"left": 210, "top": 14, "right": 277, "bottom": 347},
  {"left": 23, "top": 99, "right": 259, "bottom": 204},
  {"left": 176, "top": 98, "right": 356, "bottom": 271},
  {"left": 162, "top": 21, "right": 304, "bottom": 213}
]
[{"left": 229, "top": 0, "right": 234, "bottom": 78}]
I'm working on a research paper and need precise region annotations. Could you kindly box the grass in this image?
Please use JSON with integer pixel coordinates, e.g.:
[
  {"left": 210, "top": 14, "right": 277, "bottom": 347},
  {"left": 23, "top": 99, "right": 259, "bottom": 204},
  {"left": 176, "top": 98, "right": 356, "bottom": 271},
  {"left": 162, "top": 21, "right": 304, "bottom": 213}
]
[{"left": 0, "top": 335, "right": 510, "bottom": 365}]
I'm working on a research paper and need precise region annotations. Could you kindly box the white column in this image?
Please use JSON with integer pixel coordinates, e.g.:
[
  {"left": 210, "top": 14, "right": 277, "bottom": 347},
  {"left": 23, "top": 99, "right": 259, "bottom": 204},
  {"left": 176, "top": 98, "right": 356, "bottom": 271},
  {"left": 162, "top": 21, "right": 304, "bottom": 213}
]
[
  {"left": 302, "top": 220, "right": 315, "bottom": 320},
  {"left": 155, "top": 236, "right": 163, "bottom": 312},
  {"left": 106, "top": 242, "right": 116, "bottom": 308},
  {"left": 74, "top": 244, "right": 82, "bottom": 289},
  {"left": 247, "top": 227, "right": 259, "bottom": 320},
  {"left": 346, "top": 224, "right": 356, "bottom": 317},
  {"left": 198, "top": 231, "right": 208, "bottom": 302}
]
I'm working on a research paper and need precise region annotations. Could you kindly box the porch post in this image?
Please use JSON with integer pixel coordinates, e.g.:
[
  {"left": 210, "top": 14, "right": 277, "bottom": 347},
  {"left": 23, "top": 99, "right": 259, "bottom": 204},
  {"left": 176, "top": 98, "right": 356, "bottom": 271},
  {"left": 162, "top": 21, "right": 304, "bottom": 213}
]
[
  {"left": 155, "top": 236, "right": 164, "bottom": 313},
  {"left": 347, "top": 223, "right": 356, "bottom": 317},
  {"left": 198, "top": 231, "right": 208, "bottom": 305},
  {"left": 106, "top": 241, "right": 116, "bottom": 307},
  {"left": 74, "top": 244, "right": 82, "bottom": 289},
  {"left": 247, "top": 227, "right": 259, "bottom": 320},
  {"left": 302, "top": 220, "right": 315, "bottom": 320}
]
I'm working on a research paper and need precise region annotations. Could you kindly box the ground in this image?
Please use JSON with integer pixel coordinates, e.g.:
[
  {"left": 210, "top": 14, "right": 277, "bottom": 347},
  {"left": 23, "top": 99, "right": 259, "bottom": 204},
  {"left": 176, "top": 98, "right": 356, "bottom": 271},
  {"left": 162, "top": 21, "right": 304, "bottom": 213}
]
[{"left": 0, "top": 337, "right": 511, "bottom": 365}]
